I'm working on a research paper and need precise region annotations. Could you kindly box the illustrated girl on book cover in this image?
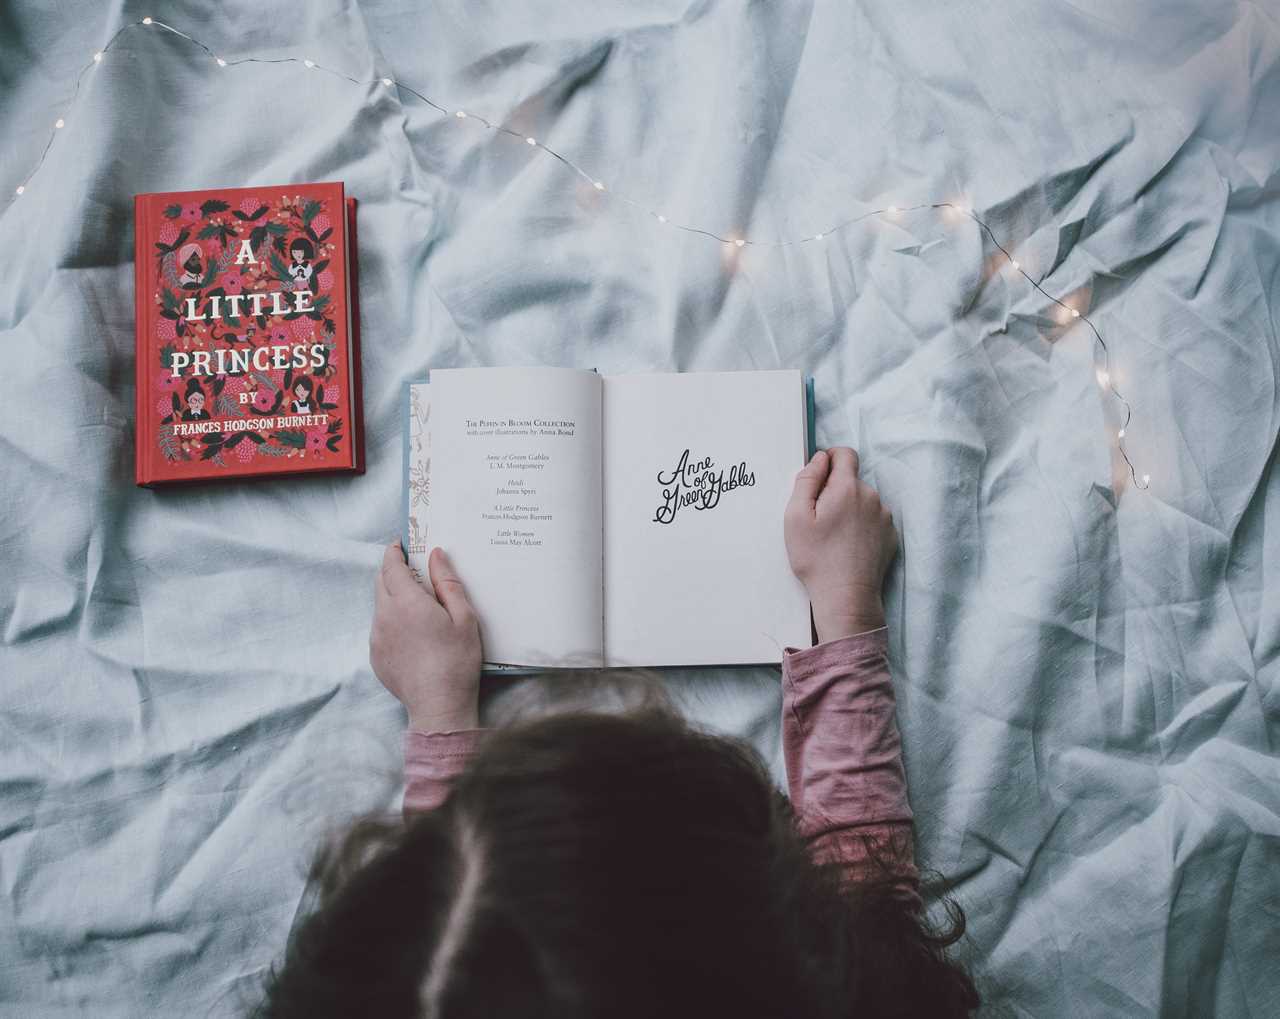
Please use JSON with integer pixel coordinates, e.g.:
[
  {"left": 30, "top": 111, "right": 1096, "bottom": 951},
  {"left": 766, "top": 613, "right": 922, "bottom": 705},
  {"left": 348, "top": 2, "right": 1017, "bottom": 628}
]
[
  {"left": 291, "top": 377, "right": 316, "bottom": 415},
  {"left": 287, "top": 237, "right": 315, "bottom": 292},
  {"left": 182, "top": 379, "right": 210, "bottom": 421},
  {"left": 177, "top": 243, "right": 204, "bottom": 290}
]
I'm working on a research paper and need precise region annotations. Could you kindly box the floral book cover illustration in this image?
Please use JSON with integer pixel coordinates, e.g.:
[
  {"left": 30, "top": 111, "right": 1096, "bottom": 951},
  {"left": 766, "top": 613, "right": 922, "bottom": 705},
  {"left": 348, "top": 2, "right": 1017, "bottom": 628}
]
[{"left": 133, "top": 181, "right": 364, "bottom": 486}]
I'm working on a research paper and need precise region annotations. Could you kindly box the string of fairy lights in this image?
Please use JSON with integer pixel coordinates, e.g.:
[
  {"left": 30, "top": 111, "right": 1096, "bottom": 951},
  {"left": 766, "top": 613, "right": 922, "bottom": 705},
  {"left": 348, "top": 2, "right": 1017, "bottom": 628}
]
[{"left": 2, "top": 15, "right": 1149, "bottom": 490}]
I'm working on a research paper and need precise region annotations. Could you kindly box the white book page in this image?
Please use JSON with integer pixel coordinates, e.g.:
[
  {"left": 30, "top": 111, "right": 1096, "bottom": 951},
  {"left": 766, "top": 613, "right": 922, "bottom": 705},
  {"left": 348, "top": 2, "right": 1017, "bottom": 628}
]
[
  {"left": 405, "top": 382, "right": 433, "bottom": 579},
  {"left": 428, "top": 367, "right": 603, "bottom": 667},
  {"left": 601, "top": 370, "right": 811, "bottom": 667}
]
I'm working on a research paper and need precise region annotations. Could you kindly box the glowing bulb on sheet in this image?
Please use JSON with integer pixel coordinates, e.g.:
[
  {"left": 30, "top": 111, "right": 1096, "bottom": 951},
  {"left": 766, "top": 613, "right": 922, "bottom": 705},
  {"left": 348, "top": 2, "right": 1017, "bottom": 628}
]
[
  {"left": 54, "top": 119, "right": 64, "bottom": 129},
  {"left": 305, "top": 59, "right": 316, "bottom": 68},
  {"left": 142, "top": 16, "right": 152, "bottom": 24},
  {"left": 1071, "top": 308, "right": 1081, "bottom": 319},
  {"left": 1096, "top": 370, "right": 1111, "bottom": 387},
  {"left": 15, "top": 185, "right": 24, "bottom": 195},
  {"left": 886, "top": 204, "right": 898, "bottom": 215},
  {"left": 93, "top": 52, "right": 103, "bottom": 62},
  {"left": 1142, "top": 474, "right": 1151, "bottom": 486},
  {"left": 1010, "top": 259, "right": 1020, "bottom": 270},
  {"left": 526, "top": 137, "right": 536, "bottom": 145},
  {"left": 956, "top": 203, "right": 971, "bottom": 216},
  {"left": 656, "top": 214, "right": 667, "bottom": 223},
  {"left": 454, "top": 109, "right": 466, "bottom": 118},
  {"left": 216, "top": 57, "right": 227, "bottom": 67},
  {"left": 1118, "top": 428, "right": 1126, "bottom": 438},
  {"left": 382, "top": 77, "right": 393, "bottom": 86},
  {"left": 734, "top": 238, "right": 746, "bottom": 248},
  {"left": 593, "top": 180, "right": 605, "bottom": 190},
  {"left": 814, "top": 233, "right": 825, "bottom": 241}
]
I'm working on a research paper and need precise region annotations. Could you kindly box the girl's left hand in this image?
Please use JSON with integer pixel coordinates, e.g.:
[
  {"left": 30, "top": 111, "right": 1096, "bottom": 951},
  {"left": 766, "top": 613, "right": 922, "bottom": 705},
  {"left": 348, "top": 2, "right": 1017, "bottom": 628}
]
[{"left": 370, "top": 544, "right": 482, "bottom": 732}]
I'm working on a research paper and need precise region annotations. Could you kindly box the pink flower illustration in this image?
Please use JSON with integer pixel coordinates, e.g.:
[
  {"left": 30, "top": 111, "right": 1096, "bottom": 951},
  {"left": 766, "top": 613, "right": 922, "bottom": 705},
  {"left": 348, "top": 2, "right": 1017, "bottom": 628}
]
[
  {"left": 180, "top": 203, "right": 200, "bottom": 223},
  {"left": 222, "top": 272, "right": 243, "bottom": 295},
  {"left": 317, "top": 270, "right": 334, "bottom": 291},
  {"left": 269, "top": 326, "right": 289, "bottom": 344},
  {"left": 204, "top": 239, "right": 222, "bottom": 257},
  {"left": 235, "top": 440, "right": 257, "bottom": 463},
  {"left": 267, "top": 369, "right": 285, "bottom": 389},
  {"left": 290, "top": 319, "right": 313, "bottom": 340},
  {"left": 238, "top": 196, "right": 264, "bottom": 219},
  {"left": 311, "top": 213, "right": 331, "bottom": 234},
  {"left": 159, "top": 222, "right": 178, "bottom": 246},
  {"left": 223, "top": 376, "right": 246, "bottom": 396},
  {"left": 324, "top": 385, "right": 339, "bottom": 405},
  {"left": 305, "top": 429, "right": 327, "bottom": 453},
  {"left": 252, "top": 389, "right": 275, "bottom": 412},
  {"left": 155, "top": 397, "right": 171, "bottom": 415},
  {"left": 156, "top": 318, "right": 177, "bottom": 342}
]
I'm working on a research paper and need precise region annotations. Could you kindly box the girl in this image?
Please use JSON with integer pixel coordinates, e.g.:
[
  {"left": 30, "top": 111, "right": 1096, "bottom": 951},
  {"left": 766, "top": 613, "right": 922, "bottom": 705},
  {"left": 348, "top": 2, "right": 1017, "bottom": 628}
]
[
  {"left": 177, "top": 242, "right": 204, "bottom": 289},
  {"left": 181, "top": 378, "right": 209, "bottom": 421},
  {"left": 256, "top": 448, "right": 978, "bottom": 1018},
  {"left": 290, "top": 377, "right": 316, "bottom": 415},
  {"left": 287, "top": 237, "right": 315, "bottom": 292}
]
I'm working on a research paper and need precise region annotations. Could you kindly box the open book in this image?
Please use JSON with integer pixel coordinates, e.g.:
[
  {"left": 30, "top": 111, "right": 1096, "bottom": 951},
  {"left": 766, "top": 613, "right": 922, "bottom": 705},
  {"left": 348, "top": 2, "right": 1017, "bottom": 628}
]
[{"left": 403, "top": 368, "right": 814, "bottom": 668}]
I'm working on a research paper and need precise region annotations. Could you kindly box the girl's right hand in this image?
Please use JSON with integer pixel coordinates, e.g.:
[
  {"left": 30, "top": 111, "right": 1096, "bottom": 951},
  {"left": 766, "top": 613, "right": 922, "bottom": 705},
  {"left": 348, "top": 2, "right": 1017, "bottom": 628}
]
[
  {"left": 783, "top": 448, "right": 898, "bottom": 644},
  {"left": 370, "top": 544, "right": 483, "bottom": 733}
]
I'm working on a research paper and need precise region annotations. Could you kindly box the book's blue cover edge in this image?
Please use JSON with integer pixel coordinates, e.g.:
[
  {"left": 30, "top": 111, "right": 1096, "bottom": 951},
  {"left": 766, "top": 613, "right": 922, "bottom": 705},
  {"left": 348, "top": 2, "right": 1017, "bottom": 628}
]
[{"left": 805, "top": 375, "right": 816, "bottom": 459}]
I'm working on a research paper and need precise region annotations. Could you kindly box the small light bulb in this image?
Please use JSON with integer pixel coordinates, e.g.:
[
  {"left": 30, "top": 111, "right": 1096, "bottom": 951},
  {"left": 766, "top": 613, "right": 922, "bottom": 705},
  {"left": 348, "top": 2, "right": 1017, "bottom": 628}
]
[
  {"left": 382, "top": 77, "right": 393, "bottom": 86},
  {"left": 1118, "top": 428, "right": 1126, "bottom": 438},
  {"left": 886, "top": 204, "right": 899, "bottom": 214},
  {"left": 656, "top": 214, "right": 667, "bottom": 223},
  {"left": 1071, "top": 308, "right": 1081, "bottom": 319},
  {"left": 1096, "top": 370, "right": 1111, "bottom": 387},
  {"left": 93, "top": 52, "right": 103, "bottom": 62},
  {"left": 814, "top": 233, "right": 824, "bottom": 241},
  {"left": 216, "top": 57, "right": 227, "bottom": 67},
  {"left": 734, "top": 238, "right": 746, "bottom": 248},
  {"left": 525, "top": 137, "right": 536, "bottom": 145},
  {"left": 142, "top": 16, "right": 152, "bottom": 25},
  {"left": 304, "top": 59, "right": 315, "bottom": 68},
  {"left": 1010, "top": 259, "right": 1020, "bottom": 270},
  {"left": 455, "top": 110, "right": 466, "bottom": 118},
  {"left": 956, "top": 203, "right": 971, "bottom": 215},
  {"left": 1142, "top": 474, "right": 1151, "bottom": 486},
  {"left": 15, "top": 185, "right": 25, "bottom": 195},
  {"left": 55, "top": 118, "right": 64, "bottom": 129},
  {"left": 593, "top": 180, "right": 605, "bottom": 190}
]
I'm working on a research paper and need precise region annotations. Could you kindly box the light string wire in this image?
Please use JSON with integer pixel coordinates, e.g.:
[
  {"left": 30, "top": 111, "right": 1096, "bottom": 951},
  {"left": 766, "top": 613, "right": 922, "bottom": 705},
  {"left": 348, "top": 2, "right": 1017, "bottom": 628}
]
[{"left": 2, "top": 15, "right": 1149, "bottom": 491}]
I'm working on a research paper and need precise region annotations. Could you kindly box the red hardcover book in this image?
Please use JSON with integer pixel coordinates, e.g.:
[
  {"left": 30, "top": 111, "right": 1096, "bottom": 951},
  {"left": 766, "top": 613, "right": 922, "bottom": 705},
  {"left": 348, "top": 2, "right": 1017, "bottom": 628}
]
[{"left": 134, "top": 181, "right": 364, "bottom": 486}]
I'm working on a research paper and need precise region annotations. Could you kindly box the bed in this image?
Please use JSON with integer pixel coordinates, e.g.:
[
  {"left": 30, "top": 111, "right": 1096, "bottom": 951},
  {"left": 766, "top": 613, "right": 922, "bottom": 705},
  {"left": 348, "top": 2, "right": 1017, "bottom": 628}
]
[{"left": 1, "top": 1, "right": 1277, "bottom": 1015}]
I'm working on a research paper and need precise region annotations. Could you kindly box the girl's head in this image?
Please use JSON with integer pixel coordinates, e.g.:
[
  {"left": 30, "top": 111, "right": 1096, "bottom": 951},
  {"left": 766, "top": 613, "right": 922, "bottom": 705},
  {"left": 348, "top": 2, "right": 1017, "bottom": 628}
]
[
  {"left": 293, "top": 377, "right": 314, "bottom": 402},
  {"left": 289, "top": 238, "right": 314, "bottom": 264},
  {"left": 178, "top": 242, "right": 203, "bottom": 275},
  {"left": 185, "top": 378, "right": 205, "bottom": 414},
  {"left": 256, "top": 710, "right": 976, "bottom": 1019}
]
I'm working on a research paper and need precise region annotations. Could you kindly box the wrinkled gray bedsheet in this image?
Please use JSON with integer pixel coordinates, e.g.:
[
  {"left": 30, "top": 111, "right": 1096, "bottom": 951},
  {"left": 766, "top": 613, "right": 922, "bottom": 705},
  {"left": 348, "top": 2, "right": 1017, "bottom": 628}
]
[{"left": 2, "top": 1, "right": 1278, "bottom": 1016}]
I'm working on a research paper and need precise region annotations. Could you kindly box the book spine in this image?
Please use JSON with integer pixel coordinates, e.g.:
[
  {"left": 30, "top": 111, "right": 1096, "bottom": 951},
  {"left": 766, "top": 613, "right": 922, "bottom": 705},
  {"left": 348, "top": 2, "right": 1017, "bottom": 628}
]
[
  {"left": 345, "top": 197, "right": 366, "bottom": 473},
  {"left": 134, "top": 194, "right": 148, "bottom": 486}
]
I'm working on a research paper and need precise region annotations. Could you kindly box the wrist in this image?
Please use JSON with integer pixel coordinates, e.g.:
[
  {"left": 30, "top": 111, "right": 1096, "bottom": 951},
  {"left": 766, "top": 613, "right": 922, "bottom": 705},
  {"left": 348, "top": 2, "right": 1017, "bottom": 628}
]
[
  {"left": 811, "top": 602, "right": 885, "bottom": 644},
  {"left": 407, "top": 706, "right": 479, "bottom": 733},
  {"left": 406, "top": 690, "right": 479, "bottom": 734}
]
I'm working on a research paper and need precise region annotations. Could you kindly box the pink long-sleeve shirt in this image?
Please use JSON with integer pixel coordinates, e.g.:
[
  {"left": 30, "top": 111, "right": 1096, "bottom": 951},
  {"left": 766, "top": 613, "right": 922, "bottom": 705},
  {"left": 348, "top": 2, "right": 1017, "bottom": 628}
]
[{"left": 403, "top": 628, "right": 918, "bottom": 906}]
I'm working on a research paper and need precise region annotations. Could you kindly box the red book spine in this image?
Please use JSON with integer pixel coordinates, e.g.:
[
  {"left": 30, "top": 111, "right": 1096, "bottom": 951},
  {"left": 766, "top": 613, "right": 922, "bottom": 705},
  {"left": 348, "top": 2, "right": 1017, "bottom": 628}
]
[
  {"left": 134, "top": 193, "right": 150, "bottom": 485},
  {"left": 345, "top": 197, "right": 366, "bottom": 475}
]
